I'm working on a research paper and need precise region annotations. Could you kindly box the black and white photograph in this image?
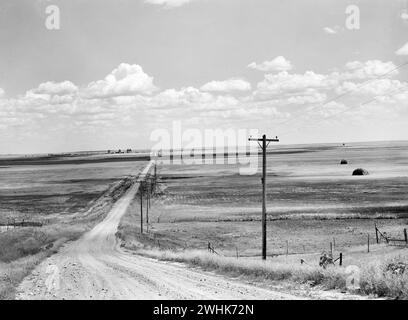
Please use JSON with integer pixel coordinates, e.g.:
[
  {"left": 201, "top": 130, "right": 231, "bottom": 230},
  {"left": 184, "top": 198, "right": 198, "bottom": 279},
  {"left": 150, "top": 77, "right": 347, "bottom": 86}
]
[{"left": 1, "top": 0, "right": 408, "bottom": 308}]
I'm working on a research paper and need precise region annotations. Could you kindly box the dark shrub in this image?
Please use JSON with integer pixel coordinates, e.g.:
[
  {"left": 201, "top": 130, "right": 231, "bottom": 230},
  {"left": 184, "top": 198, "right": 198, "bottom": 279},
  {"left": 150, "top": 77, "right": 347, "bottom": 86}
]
[{"left": 352, "top": 168, "right": 369, "bottom": 176}]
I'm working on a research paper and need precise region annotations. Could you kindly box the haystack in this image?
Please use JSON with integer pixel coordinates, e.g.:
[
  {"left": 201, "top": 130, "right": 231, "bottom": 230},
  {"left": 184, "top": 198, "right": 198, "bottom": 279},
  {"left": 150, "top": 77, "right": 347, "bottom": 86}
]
[
  {"left": 340, "top": 159, "right": 348, "bottom": 165},
  {"left": 352, "top": 168, "right": 369, "bottom": 176}
]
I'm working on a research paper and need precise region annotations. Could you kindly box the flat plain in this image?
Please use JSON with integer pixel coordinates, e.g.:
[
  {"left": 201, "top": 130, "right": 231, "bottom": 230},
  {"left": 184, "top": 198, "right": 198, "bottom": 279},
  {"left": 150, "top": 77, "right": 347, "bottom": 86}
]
[
  {"left": 122, "top": 141, "right": 408, "bottom": 267},
  {"left": 2, "top": 141, "right": 408, "bottom": 299},
  {"left": 0, "top": 153, "right": 148, "bottom": 299}
]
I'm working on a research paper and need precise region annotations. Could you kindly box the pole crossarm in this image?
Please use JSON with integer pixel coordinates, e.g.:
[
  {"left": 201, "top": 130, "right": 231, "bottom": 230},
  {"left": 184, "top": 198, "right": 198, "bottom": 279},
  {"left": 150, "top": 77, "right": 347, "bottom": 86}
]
[{"left": 249, "top": 137, "right": 279, "bottom": 151}]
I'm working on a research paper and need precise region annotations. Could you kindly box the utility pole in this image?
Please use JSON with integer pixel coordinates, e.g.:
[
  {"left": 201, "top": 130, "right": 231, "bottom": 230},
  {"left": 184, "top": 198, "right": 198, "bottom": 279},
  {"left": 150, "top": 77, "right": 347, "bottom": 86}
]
[
  {"left": 148, "top": 176, "right": 151, "bottom": 209},
  {"left": 146, "top": 180, "right": 149, "bottom": 233},
  {"left": 248, "top": 134, "right": 279, "bottom": 260},
  {"left": 140, "top": 181, "right": 143, "bottom": 234},
  {"left": 153, "top": 164, "right": 157, "bottom": 192}
]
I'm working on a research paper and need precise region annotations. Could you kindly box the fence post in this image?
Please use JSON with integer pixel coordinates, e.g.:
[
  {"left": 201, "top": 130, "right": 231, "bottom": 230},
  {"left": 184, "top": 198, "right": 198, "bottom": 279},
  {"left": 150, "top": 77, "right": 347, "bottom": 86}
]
[
  {"left": 375, "top": 225, "right": 379, "bottom": 244},
  {"left": 367, "top": 234, "right": 370, "bottom": 253},
  {"left": 339, "top": 253, "right": 343, "bottom": 266},
  {"left": 330, "top": 242, "right": 333, "bottom": 256},
  {"left": 404, "top": 229, "right": 407, "bottom": 245},
  {"left": 286, "top": 240, "right": 289, "bottom": 256}
]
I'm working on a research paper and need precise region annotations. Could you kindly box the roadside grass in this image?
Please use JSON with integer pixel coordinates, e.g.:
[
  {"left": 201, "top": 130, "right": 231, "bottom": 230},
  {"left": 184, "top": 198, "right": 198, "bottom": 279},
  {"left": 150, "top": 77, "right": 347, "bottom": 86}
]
[
  {"left": 0, "top": 224, "right": 89, "bottom": 299},
  {"left": 0, "top": 177, "right": 135, "bottom": 300},
  {"left": 0, "top": 237, "right": 70, "bottom": 300},
  {"left": 136, "top": 248, "right": 408, "bottom": 299},
  {"left": 117, "top": 195, "right": 408, "bottom": 299},
  {"left": 0, "top": 252, "right": 49, "bottom": 300},
  {"left": 117, "top": 194, "right": 408, "bottom": 300},
  {"left": 116, "top": 170, "right": 408, "bottom": 300}
]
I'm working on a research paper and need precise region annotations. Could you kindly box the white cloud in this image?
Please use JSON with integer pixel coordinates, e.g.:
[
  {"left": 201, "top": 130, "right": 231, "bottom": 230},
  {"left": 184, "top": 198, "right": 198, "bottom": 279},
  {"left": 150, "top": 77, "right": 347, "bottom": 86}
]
[
  {"left": 200, "top": 79, "right": 251, "bottom": 92},
  {"left": 49, "top": 94, "right": 76, "bottom": 105},
  {"left": 145, "top": 0, "right": 196, "bottom": 8},
  {"left": 34, "top": 81, "right": 78, "bottom": 96},
  {"left": 2, "top": 59, "right": 408, "bottom": 152},
  {"left": 307, "top": 101, "right": 348, "bottom": 118},
  {"left": 153, "top": 87, "right": 212, "bottom": 109},
  {"left": 340, "top": 60, "right": 398, "bottom": 79},
  {"left": 255, "top": 71, "right": 335, "bottom": 99},
  {"left": 252, "top": 60, "right": 401, "bottom": 105},
  {"left": 201, "top": 105, "right": 286, "bottom": 120},
  {"left": 84, "top": 63, "right": 157, "bottom": 99},
  {"left": 396, "top": 42, "right": 408, "bottom": 55},
  {"left": 248, "top": 56, "right": 293, "bottom": 72},
  {"left": 401, "top": 12, "right": 408, "bottom": 21},
  {"left": 151, "top": 87, "right": 240, "bottom": 111},
  {"left": 0, "top": 88, "right": 4, "bottom": 98},
  {"left": 286, "top": 91, "right": 327, "bottom": 105},
  {"left": 335, "top": 79, "right": 406, "bottom": 96}
]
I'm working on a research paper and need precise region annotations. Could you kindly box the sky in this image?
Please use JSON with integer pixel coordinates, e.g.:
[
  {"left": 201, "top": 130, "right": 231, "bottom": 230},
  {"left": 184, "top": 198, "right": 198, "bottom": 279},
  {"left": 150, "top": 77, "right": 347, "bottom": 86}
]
[{"left": 0, "top": 0, "right": 408, "bottom": 153}]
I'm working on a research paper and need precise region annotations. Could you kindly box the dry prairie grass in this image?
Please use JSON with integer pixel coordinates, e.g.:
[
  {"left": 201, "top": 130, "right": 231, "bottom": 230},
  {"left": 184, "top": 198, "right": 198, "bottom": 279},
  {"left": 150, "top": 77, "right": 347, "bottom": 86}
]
[
  {"left": 0, "top": 224, "right": 88, "bottom": 299},
  {"left": 0, "top": 176, "right": 137, "bottom": 299},
  {"left": 137, "top": 248, "right": 408, "bottom": 299}
]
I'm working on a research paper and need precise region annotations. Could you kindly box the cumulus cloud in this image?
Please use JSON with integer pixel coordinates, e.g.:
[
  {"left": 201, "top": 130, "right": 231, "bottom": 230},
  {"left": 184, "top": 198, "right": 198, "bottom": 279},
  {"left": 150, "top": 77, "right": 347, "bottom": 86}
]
[
  {"left": 151, "top": 86, "right": 240, "bottom": 112},
  {"left": 200, "top": 79, "right": 251, "bottom": 92},
  {"left": 401, "top": 12, "right": 408, "bottom": 21},
  {"left": 83, "top": 63, "right": 157, "bottom": 99},
  {"left": 396, "top": 42, "right": 408, "bottom": 55},
  {"left": 248, "top": 56, "right": 293, "bottom": 72},
  {"left": 145, "top": 0, "right": 197, "bottom": 8},
  {"left": 0, "top": 88, "right": 4, "bottom": 98},
  {"left": 339, "top": 60, "right": 398, "bottom": 79},
  {"left": 308, "top": 101, "right": 348, "bottom": 118},
  {"left": 255, "top": 71, "right": 335, "bottom": 99},
  {"left": 34, "top": 81, "right": 78, "bottom": 96},
  {"left": 335, "top": 79, "right": 406, "bottom": 96},
  {"left": 1, "top": 59, "right": 408, "bottom": 152},
  {"left": 201, "top": 105, "right": 287, "bottom": 121},
  {"left": 154, "top": 87, "right": 212, "bottom": 109}
]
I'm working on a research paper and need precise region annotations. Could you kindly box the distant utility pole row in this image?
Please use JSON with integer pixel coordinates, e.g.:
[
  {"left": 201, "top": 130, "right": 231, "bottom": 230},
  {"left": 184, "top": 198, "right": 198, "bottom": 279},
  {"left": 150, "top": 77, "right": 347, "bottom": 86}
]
[
  {"left": 139, "top": 164, "right": 158, "bottom": 234},
  {"left": 144, "top": 136, "right": 280, "bottom": 262},
  {"left": 248, "top": 135, "right": 279, "bottom": 260}
]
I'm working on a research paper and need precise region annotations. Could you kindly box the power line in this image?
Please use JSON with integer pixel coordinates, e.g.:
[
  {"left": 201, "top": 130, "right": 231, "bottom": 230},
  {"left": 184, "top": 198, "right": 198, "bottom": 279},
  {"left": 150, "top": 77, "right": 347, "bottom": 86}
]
[
  {"left": 277, "top": 86, "right": 407, "bottom": 137},
  {"left": 272, "top": 60, "right": 408, "bottom": 131},
  {"left": 317, "top": 87, "right": 407, "bottom": 123}
]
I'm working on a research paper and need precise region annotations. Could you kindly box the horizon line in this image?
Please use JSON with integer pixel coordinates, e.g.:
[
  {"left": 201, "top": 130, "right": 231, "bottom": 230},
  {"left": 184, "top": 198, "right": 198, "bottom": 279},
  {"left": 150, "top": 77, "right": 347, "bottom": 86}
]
[{"left": 1, "top": 138, "right": 407, "bottom": 157}]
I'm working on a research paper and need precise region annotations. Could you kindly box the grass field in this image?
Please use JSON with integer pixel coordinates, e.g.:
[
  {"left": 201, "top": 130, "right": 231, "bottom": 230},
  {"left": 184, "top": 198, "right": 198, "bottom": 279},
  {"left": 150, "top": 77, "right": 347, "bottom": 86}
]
[
  {"left": 118, "top": 141, "right": 408, "bottom": 298},
  {"left": 2, "top": 141, "right": 408, "bottom": 299},
  {"left": 0, "top": 154, "right": 148, "bottom": 299}
]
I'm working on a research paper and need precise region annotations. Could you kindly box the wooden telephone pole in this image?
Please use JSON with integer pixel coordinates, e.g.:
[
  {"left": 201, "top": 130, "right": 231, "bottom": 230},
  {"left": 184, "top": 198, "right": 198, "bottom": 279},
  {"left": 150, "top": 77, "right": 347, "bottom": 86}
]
[
  {"left": 248, "top": 134, "right": 279, "bottom": 260},
  {"left": 140, "top": 181, "right": 144, "bottom": 234},
  {"left": 146, "top": 179, "right": 150, "bottom": 233}
]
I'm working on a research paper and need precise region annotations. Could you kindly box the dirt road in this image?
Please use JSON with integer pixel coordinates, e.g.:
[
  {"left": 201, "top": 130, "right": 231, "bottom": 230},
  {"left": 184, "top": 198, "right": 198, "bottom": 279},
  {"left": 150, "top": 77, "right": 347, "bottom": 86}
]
[{"left": 16, "top": 162, "right": 357, "bottom": 300}]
